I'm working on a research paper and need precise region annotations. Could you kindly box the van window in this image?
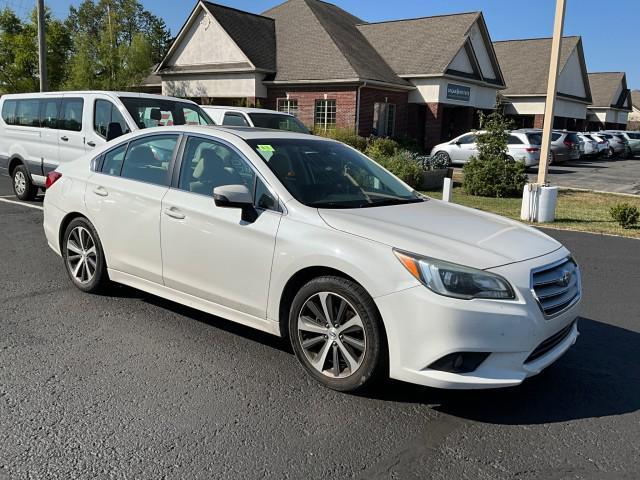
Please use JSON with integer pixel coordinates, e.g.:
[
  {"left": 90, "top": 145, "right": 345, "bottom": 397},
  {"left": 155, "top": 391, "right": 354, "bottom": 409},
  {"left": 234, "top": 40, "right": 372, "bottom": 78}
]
[
  {"left": 16, "top": 99, "right": 41, "bottom": 127},
  {"left": 120, "top": 135, "right": 178, "bottom": 186},
  {"left": 1, "top": 100, "right": 17, "bottom": 125},
  {"left": 222, "top": 113, "right": 250, "bottom": 127},
  {"left": 94, "top": 100, "right": 129, "bottom": 138},
  {"left": 119, "top": 97, "right": 212, "bottom": 129},
  {"left": 40, "top": 98, "right": 61, "bottom": 129},
  {"left": 60, "top": 98, "right": 84, "bottom": 132}
]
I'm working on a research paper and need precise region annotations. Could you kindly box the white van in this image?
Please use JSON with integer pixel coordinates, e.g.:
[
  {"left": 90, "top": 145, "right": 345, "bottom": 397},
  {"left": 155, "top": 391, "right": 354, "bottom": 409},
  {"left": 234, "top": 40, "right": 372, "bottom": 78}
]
[
  {"left": 0, "top": 91, "right": 213, "bottom": 199},
  {"left": 201, "top": 106, "right": 309, "bottom": 134}
]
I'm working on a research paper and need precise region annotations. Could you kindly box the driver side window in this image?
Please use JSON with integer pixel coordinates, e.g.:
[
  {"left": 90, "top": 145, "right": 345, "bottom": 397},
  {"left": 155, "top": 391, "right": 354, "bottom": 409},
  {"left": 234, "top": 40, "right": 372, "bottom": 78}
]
[{"left": 178, "top": 136, "right": 255, "bottom": 197}]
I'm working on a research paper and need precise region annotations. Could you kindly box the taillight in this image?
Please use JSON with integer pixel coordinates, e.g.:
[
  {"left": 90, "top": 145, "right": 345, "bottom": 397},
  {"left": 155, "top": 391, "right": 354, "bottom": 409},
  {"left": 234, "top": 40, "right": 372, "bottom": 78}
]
[
  {"left": 525, "top": 147, "right": 540, "bottom": 153},
  {"left": 563, "top": 140, "right": 575, "bottom": 148},
  {"left": 45, "top": 171, "right": 62, "bottom": 189}
]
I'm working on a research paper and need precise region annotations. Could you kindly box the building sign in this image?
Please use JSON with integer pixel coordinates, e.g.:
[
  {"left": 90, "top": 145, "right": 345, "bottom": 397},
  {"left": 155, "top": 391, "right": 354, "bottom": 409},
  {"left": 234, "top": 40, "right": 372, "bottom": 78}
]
[{"left": 446, "top": 84, "right": 471, "bottom": 102}]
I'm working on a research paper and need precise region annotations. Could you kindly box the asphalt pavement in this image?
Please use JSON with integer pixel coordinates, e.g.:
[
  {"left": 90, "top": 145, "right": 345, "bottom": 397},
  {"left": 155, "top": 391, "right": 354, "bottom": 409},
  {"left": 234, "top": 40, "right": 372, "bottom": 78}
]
[{"left": 1, "top": 178, "right": 639, "bottom": 479}]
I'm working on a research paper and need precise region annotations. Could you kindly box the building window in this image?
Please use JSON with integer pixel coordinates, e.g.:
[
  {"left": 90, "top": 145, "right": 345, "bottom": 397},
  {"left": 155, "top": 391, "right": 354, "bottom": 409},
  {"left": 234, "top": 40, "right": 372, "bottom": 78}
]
[
  {"left": 314, "top": 99, "right": 336, "bottom": 130},
  {"left": 278, "top": 99, "right": 299, "bottom": 117},
  {"left": 373, "top": 102, "right": 396, "bottom": 137}
]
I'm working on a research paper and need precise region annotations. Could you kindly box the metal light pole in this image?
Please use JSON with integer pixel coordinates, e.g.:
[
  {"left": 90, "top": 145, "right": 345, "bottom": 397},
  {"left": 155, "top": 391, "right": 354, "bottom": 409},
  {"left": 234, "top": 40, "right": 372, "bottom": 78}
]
[
  {"left": 521, "top": 0, "right": 566, "bottom": 222},
  {"left": 37, "top": 0, "right": 48, "bottom": 92}
]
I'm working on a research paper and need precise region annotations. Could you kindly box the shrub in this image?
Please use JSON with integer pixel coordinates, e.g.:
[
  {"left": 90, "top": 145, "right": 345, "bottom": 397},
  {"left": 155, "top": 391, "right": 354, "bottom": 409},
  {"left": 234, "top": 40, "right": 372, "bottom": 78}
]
[
  {"left": 375, "top": 149, "right": 423, "bottom": 189},
  {"left": 315, "top": 127, "right": 368, "bottom": 152},
  {"left": 610, "top": 203, "right": 639, "bottom": 229},
  {"left": 462, "top": 110, "right": 525, "bottom": 197},
  {"left": 463, "top": 156, "right": 528, "bottom": 197},
  {"left": 365, "top": 137, "right": 400, "bottom": 160}
]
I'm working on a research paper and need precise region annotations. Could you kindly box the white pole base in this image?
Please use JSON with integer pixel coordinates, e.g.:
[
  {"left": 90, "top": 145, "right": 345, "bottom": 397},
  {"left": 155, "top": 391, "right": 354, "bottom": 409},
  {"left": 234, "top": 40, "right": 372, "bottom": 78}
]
[
  {"left": 520, "top": 184, "right": 558, "bottom": 223},
  {"left": 442, "top": 177, "right": 453, "bottom": 202}
]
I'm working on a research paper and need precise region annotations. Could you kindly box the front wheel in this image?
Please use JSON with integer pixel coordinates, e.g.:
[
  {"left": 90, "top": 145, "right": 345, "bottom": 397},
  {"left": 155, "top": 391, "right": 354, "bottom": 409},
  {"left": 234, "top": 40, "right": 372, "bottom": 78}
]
[
  {"left": 431, "top": 151, "right": 451, "bottom": 165},
  {"left": 288, "top": 276, "right": 386, "bottom": 392},
  {"left": 12, "top": 165, "right": 38, "bottom": 201},
  {"left": 62, "top": 217, "right": 109, "bottom": 293}
]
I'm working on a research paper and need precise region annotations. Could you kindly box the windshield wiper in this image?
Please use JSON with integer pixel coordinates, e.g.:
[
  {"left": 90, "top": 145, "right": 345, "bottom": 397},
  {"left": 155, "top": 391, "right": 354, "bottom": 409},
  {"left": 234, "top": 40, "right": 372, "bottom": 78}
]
[{"left": 358, "top": 198, "right": 425, "bottom": 208}]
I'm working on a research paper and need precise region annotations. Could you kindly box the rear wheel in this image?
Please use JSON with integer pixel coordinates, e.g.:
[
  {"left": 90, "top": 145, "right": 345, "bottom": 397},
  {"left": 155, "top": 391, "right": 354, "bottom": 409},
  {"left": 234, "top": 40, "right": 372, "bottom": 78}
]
[
  {"left": 11, "top": 165, "right": 38, "bottom": 201},
  {"left": 432, "top": 151, "right": 450, "bottom": 165},
  {"left": 62, "top": 218, "right": 109, "bottom": 293},
  {"left": 288, "top": 276, "right": 386, "bottom": 392}
]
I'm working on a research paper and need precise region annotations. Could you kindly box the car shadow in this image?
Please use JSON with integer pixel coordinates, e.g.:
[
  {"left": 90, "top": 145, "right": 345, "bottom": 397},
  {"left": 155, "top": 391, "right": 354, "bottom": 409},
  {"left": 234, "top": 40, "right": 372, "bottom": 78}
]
[
  {"left": 102, "top": 283, "right": 639, "bottom": 424},
  {"left": 364, "top": 317, "right": 640, "bottom": 424}
]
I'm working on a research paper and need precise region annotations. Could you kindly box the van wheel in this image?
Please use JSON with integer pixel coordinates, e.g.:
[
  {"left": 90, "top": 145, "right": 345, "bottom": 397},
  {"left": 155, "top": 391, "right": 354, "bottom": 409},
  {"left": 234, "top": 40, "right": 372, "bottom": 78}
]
[
  {"left": 12, "top": 165, "right": 38, "bottom": 201},
  {"left": 288, "top": 276, "right": 386, "bottom": 392}
]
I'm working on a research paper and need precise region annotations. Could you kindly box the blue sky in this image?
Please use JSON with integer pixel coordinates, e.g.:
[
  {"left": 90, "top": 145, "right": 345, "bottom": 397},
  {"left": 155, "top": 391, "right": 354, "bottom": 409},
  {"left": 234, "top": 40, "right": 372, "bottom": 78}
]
[{"left": 19, "top": 0, "right": 640, "bottom": 89}]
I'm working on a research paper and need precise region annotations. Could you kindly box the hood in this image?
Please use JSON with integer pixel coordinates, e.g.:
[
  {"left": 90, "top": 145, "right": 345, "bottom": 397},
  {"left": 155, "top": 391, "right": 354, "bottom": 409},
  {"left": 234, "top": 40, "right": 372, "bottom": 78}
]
[{"left": 318, "top": 199, "right": 562, "bottom": 270}]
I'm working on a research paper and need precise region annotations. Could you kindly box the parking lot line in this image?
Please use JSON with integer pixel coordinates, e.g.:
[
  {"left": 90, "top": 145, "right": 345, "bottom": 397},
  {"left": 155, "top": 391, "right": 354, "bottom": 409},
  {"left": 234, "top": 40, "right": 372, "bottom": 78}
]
[{"left": 0, "top": 197, "right": 44, "bottom": 211}]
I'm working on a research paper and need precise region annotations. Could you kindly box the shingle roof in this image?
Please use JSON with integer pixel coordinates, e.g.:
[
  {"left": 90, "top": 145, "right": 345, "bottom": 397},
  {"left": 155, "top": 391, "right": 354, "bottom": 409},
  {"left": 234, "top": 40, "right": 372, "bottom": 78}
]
[
  {"left": 357, "top": 12, "right": 481, "bottom": 77},
  {"left": 261, "top": 0, "right": 408, "bottom": 85},
  {"left": 587, "top": 72, "right": 629, "bottom": 109},
  {"left": 493, "top": 36, "right": 589, "bottom": 100},
  {"left": 632, "top": 90, "right": 640, "bottom": 110},
  {"left": 202, "top": 1, "right": 276, "bottom": 71}
]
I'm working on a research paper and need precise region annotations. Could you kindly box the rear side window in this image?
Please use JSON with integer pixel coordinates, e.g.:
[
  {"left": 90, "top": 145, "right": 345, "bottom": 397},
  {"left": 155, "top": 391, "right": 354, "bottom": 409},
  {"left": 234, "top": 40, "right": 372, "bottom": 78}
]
[
  {"left": 120, "top": 135, "right": 178, "bottom": 186},
  {"left": 60, "top": 98, "right": 84, "bottom": 132},
  {"left": 551, "top": 133, "right": 561, "bottom": 141},
  {"left": 526, "top": 133, "right": 542, "bottom": 145},
  {"left": 1, "top": 100, "right": 17, "bottom": 125},
  {"left": 507, "top": 134, "right": 523, "bottom": 145},
  {"left": 101, "top": 143, "right": 128, "bottom": 176},
  {"left": 222, "top": 113, "right": 249, "bottom": 127},
  {"left": 566, "top": 133, "right": 579, "bottom": 143},
  {"left": 15, "top": 99, "right": 41, "bottom": 127},
  {"left": 94, "top": 100, "right": 129, "bottom": 138},
  {"left": 40, "top": 98, "right": 61, "bottom": 129}
]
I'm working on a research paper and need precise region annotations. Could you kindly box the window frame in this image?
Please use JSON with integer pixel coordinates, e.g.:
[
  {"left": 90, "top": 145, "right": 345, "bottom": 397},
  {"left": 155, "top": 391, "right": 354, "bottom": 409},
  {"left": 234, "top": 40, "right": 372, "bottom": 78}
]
[
  {"left": 93, "top": 99, "right": 129, "bottom": 139},
  {"left": 171, "top": 133, "right": 283, "bottom": 214},
  {"left": 277, "top": 98, "right": 299, "bottom": 117},
  {"left": 59, "top": 97, "right": 85, "bottom": 132},
  {"left": 373, "top": 102, "right": 396, "bottom": 137},
  {"left": 314, "top": 99, "right": 337, "bottom": 131}
]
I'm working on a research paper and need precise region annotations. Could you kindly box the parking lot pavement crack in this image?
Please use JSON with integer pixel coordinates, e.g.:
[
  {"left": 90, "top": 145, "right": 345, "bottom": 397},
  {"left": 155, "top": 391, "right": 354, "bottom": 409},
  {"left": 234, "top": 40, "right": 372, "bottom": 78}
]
[{"left": 356, "top": 413, "right": 464, "bottom": 479}]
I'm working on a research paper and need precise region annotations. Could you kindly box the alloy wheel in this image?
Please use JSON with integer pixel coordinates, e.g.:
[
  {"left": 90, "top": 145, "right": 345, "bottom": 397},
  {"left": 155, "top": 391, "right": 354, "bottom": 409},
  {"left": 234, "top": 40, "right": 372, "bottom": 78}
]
[
  {"left": 66, "top": 226, "right": 98, "bottom": 284},
  {"left": 14, "top": 171, "right": 26, "bottom": 196},
  {"left": 297, "top": 292, "right": 366, "bottom": 378}
]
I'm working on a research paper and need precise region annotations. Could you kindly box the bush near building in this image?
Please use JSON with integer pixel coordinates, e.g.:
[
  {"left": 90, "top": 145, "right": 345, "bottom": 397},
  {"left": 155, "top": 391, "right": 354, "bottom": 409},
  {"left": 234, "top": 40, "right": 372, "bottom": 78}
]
[{"left": 463, "top": 111, "right": 527, "bottom": 198}]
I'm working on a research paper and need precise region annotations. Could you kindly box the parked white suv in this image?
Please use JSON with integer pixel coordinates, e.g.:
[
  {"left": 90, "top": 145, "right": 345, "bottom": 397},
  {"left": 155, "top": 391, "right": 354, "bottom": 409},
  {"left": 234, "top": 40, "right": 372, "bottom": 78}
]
[
  {"left": 201, "top": 106, "right": 309, "bottom": 134},
  {"left": 430, "top": 131, "right": 541, "bottom": 168},
  {"left": 0, "top": 91, "right": 213, "bottom": 200},
  {"left": 43, "top": 126, "right": 581, "bottom": 392}
]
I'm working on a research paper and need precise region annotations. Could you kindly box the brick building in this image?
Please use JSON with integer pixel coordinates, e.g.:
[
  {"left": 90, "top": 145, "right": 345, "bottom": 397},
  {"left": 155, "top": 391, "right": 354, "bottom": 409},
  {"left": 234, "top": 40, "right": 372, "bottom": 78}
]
[
  {"left": 156, "top": 0, "right": 506, "bottom": 150},
  {"left": 586, "top": 72, "right": 632, "bottom": 131},
  {"left": 493, "top": 37, "right": 592, "bottom": 131}
]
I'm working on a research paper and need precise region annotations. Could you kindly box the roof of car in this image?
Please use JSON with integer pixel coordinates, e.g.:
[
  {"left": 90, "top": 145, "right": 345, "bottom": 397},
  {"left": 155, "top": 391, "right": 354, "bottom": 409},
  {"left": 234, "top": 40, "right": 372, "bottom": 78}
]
[
  {"left": 200, "top": 106, "right": 293, "bottom": 115},
  {"left": 132, "top": 125, "right": 321, "bottom": 141},
  {"left": 0, "top": 91, "right": 199, "bottom": 104}
]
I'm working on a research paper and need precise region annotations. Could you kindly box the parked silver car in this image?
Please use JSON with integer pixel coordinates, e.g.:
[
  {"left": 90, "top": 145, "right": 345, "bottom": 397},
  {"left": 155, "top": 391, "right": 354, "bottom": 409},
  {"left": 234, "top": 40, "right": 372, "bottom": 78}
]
[
  {"left": 577, "top": 133, "right": 598, "bottom": 157},
  {"left": 596, "top": 132, "right": 629, "bottom": 158},
  {"left": 430, "top": 131, "right": 541, "bottom": 167},
  {"left": 513, "top": 129, "right": 578, "bottom": 164},
  {"left": 602, "top": 131, "right": 636, "bottom": 157}
]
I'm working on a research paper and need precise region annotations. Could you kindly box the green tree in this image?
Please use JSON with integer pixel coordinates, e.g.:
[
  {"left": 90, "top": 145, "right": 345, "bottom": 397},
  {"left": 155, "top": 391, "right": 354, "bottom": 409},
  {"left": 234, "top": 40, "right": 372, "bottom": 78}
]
[
  {"left": 463, "top": 110, "right": 528, "bottom": 197},
  {"left": 65, "top": 0, "right": 171, "bottom": 90},
  {"left": 0, "top": 7, "right": 71, "bottom": 93}
]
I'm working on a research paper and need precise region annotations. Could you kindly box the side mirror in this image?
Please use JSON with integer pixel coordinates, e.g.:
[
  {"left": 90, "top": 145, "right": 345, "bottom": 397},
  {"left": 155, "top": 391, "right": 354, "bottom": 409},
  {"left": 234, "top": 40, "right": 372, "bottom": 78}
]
[
  {"left": 106, "top": 122, "right": 123, "bottom": 141},
  {"left": 213, "top": 184, "right": 257, "bottom": 222}
]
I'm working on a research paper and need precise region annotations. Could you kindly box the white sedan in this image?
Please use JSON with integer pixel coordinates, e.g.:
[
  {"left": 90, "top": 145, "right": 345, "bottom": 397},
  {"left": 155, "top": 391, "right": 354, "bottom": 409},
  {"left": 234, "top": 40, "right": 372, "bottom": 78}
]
[{"left": 43, "top": 126, "right": 581, "bottom": 391}]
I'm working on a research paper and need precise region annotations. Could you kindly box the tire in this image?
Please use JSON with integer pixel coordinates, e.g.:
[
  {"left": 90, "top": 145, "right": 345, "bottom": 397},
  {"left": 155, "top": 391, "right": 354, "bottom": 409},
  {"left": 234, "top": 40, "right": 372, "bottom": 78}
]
[
  {"left": 432, "top": 151, "right": 451, "bottom": 165},
  {"left": 11, "top": 164, "right": 38, "bottom": 201},
  {"left": 62, "top": 217, "right": 109, "bottom": 293},
  {"left": 288, "top": 276, "right": 386, "bottom": 392},
  {"left": 548, "top": 152, "right": 555, "bottom": 165},
  {"left": 608, "top": 147, "right": 615, "bottom": 159}
]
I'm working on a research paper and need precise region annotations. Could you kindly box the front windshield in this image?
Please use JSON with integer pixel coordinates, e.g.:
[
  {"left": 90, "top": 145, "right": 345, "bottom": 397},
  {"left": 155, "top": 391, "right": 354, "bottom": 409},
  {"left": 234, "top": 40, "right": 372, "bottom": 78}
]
[
  {"left": 247, "top": 138, "right": 423, "bottom": 209},
  {"left": 248, "top": 113, "right": 309, "bottom": 134},
  {"left": 119, "top": 97, "right": 214, "bottom": 129}
]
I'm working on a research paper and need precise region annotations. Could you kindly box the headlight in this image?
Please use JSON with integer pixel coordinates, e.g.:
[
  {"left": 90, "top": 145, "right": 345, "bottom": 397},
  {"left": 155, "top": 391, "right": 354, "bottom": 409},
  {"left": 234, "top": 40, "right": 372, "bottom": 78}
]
[{"left": 394, "top": 250, "right": 515, "bottom": 300}]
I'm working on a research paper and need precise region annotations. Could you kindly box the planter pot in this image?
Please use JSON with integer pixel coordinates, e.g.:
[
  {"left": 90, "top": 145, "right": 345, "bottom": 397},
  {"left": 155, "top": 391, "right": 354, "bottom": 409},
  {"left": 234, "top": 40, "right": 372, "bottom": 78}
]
[{"left": 420, "top": 169, "right": 447, "bottom": 190}]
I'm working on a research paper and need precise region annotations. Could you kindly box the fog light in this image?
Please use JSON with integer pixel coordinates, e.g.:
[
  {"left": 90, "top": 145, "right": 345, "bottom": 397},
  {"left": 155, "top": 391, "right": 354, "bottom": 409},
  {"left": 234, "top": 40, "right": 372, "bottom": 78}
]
[{"left": 427, "top": 352, "right": 490, "bottom": 374}]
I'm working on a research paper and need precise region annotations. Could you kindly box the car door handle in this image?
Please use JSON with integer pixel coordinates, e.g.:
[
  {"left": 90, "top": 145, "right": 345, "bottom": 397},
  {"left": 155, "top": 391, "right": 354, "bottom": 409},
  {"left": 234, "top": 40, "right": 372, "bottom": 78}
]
[
  {"left": 92, "top": 186, "right": 108, "bottom": 197},
  {"left": 61, "top": 136, "right": 69, "bottom": 142},
  {"left": 87, "top": 141, "right": 96, "bottom": 147},
  {"left": 164, "top": 207, "right": 186, "bottom": 220}
]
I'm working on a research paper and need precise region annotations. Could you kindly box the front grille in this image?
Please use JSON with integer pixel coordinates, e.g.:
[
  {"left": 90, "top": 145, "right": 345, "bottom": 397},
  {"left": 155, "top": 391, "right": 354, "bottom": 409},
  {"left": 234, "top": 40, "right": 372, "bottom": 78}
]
[
  {"left": 525, "top": 321, "right": 576, "bottom": 363},
  {"left": 531, "top": 257, "right": 580, "bottom": 317}
]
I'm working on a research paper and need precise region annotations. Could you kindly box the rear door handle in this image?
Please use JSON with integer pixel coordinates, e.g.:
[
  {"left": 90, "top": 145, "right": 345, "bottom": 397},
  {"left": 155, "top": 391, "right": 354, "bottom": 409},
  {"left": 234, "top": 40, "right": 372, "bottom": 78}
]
[
  {"left": 87, "top": 141, "right": 96, "bottom": 147},
  {"left": 61, "top": 136, "right": 69, "bottom": 142},
  {"left": 164, "top": 207, "right": 185, "bottom": 220},
  {"left": 93, "top": 186, "right": 108, "bottom": 197}
]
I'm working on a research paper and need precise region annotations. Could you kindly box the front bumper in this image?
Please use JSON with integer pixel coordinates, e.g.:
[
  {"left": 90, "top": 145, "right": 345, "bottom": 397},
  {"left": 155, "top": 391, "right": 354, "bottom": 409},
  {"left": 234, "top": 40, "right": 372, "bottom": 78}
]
[{"left": 375, "top": 250, "right": 580, "bottom": 389}]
